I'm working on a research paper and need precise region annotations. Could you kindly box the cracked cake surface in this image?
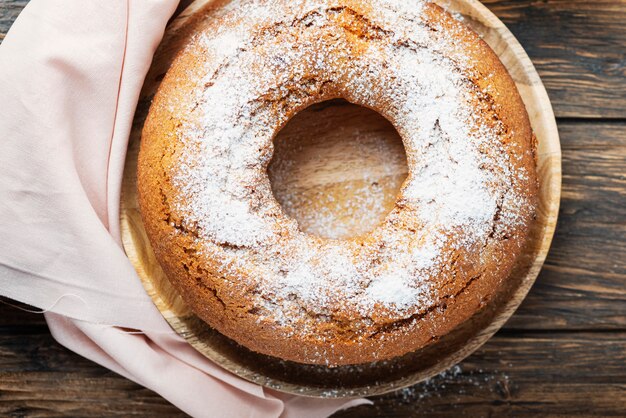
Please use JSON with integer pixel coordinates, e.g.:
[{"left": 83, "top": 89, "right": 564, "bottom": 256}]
[{"left": 138, "top": 0, "right": 538, "bottom": 366}]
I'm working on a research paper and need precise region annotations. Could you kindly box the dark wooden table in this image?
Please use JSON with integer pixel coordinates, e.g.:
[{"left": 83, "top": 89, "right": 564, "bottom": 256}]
[{"left": 1, "top": 0, "right": 625, "bottom": 416}]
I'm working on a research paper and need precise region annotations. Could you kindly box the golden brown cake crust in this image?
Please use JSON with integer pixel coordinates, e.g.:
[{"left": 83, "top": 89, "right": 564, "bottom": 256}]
[{"left": 138, "top": 0, "right": 538, "bottom": 366}]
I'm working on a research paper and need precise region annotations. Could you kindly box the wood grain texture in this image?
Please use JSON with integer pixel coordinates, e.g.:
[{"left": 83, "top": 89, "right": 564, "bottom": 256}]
[
  {"left": 333, "top": 332, "right": 626, "bottom": 417},
  {"left": 268, "top": 102, "right": 408, "bottom": 239},
  {"left": 0, "top": 0, "right": 27, "bottom": 42},
  {"left": 482, "top": 0, "right": 626, "bottom": 119},
  {"left": 0, "top": 335, "right": 184, "bottom": 416}
]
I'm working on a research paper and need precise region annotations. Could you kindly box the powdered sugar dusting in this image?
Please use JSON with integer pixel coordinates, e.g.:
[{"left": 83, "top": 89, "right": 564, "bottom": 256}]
[
  {"left": 366, "top": 270, "right": 431, "bottom": 311},
  {"left": 164, "top": 0, "right": 533, "bottom": 338}
]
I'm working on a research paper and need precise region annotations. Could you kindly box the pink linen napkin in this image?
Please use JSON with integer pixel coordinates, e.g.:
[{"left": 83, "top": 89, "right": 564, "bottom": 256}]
[{"left": 0, "top": 1, "right": 369, "bottom": 416}]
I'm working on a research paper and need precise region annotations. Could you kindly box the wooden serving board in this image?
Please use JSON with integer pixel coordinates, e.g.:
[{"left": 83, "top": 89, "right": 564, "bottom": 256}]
[{"left": 120, "top": 0, "right": 561, "bottom": 398}]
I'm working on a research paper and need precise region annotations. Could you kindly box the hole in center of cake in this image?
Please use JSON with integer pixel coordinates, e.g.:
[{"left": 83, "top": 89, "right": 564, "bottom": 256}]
[{"left": 268, "top": 99, "right": 408, "bottom": 240}]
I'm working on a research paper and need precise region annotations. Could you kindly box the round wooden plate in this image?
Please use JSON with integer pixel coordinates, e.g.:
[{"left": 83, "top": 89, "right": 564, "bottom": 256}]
[{"left": 120, "top": 0, "right": 561, "bottom": 398}]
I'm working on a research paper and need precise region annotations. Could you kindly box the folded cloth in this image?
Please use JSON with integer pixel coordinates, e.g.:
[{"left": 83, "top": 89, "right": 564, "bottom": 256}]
[{"left": 0, "top": 1, "right": 369, "bottom": 416}]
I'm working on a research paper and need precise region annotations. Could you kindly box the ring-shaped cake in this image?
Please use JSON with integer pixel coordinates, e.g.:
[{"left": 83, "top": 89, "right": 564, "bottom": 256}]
[{"left": 138, "top": 0, "right": 538, "bottom": 366}]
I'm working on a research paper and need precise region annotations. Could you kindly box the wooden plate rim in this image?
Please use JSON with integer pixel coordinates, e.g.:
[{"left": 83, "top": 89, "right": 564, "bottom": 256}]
[{"left": 120, "top": 0, "right": 562, "bottom": 398}]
